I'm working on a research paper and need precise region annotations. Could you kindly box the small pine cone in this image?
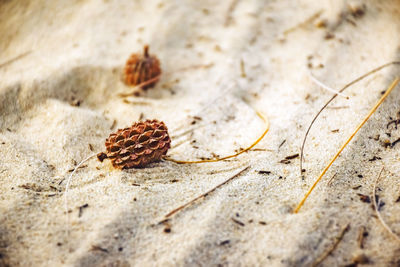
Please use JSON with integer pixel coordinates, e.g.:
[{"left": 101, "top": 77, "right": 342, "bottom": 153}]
[
  {"left": 97, "top": 120, "right": 171, "bottom": 169},
  {"left": 123, "top": 45, "right": 161, "bottom": 90}
]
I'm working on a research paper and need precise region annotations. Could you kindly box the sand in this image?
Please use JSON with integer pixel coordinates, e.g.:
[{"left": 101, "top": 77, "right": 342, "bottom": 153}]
[{"left": 1, "top": 0, "right": 400, "bottom": 266}]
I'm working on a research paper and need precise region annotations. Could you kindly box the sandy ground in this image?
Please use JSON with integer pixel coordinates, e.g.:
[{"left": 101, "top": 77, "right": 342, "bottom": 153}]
[{"left": 1, "top": 0, "right": 400, "bottom": 266}]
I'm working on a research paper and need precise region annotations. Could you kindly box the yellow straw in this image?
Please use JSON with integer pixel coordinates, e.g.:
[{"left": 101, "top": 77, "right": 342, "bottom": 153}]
[{"left": 294, "top": 77, "right": 400, "bottom": 213}]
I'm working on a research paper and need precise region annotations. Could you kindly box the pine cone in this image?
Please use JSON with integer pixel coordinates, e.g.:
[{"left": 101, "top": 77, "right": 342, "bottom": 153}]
[
  {"left": 123, "top": 45, "right": 161, "bottom": 90},
  {"left": 97, "top": 120, "right": 171, "bottom": 169}
]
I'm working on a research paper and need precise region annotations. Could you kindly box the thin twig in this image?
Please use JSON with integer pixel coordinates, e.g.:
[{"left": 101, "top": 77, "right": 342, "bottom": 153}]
[
  {"left": 283, "top": 10, "right": 323, "bottom": 35},
  {"left": 372, "top": 167, "right": 400, "bottom": 242},
  {"left": 0, "top": 51, "right": 32, "bottom": 69},
  {"left": 165, "top": 112, "right": 269, "bottom": 164},
  {"left": 309, "top": 72, "right": 350, "bottom": 99},
  {"left": 295, "top": 78, "right": 400, "bottom": 213},
  {"left": 312, "top": 223, "right": 350, "bottom": 267},
  {"left": 64, "top": 153, "right": 98, "bottom": 235},
  {"left": 327, "top": 173, "right": 337, "bottom": 186},
  {"left": 161, "top": 166, "right": 250, "bottom": 220},
  {"left": 357, "top": 226, "right": 366, "bottom": 249},
  {"left": 300, "top": 61, "right": 400, "bottom": 175}
]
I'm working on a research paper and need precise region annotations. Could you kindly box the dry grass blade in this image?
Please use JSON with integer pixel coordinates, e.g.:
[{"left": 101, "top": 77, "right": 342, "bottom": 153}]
[
  {"left": 166, "top": 112, "right": 269, "bottom": 164},
  {"left": 372, "top": 167, "right": 400, "bottom": 242},
  {"left": 295, "top": 77, "right": 400, "bottom": 213},
  {"left": 162, "top": 166, "right": 250, "bottom": 220},
  {"left": 300, "top": 61, "right": 400, "bottom": 175}
]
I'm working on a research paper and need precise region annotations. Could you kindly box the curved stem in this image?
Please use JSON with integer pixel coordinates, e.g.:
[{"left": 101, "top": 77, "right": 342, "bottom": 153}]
[
  {"left": 295, "top": 77, "right": 399, "bottom": 213},
  {"left": 300, "top": 61, "right": 400, "bottom": 175}
]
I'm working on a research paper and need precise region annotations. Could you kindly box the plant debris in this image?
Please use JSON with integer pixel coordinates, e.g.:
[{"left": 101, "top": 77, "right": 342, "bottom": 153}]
[
  {"left": 78, "top": 203, "right": 89, "bottom": 218},
  {"left": 68, "top": 164, "right": 87, "bottom": 172},
  {"left": 279, "top": 154, "right": 299, "bottom": 164},
  {"left": 357, "top": 193, "right": 371, "bottom": 203},
  {"left": 391, "top": 138, "right": 400, "bottom": 148},
  {"left": 295, "top": 78, "right": 400, "bottom": 213},
  {"left": 357, "top": 226, "right": 368, "bottom": 249},
  {"left": 258, "top": 170, "right": 271, "bottom": 175},
  {"left": 387, "top": 119, "right": 400, "bottom": 129},
  {"left": 163, "top": 221, "right": 172, "bottom": 233},
  {"left": 231, "top": 217, "right": 245, "bottom": 227},
  {"left": 278, "top": 139, "right": 286, "bottom": 148},
  {"left": 369, "top": 156, "right": 381, "bottom": 161},
  {"left": 300, "top": 61, "right": 400, "bottom": 175},
  {"left": 161, "top": 166, "right": 250, "bottom": 221},
  {"left": 110, "top": 119, "right": 117, "bottom": 130},
  {"left": 91, "top": 245, "right": 109, "bottom": 253},
  {"left": 219, "top": 240, "right": 231, "bottom": 246}
]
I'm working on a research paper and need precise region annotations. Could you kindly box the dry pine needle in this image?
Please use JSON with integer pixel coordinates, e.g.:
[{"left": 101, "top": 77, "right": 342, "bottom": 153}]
[
  {"left": 166, "top": 111, "right": 269, "bottom": 164},
  {"left": 300, "top": 61, "right": 400, "bottom": 174},
  {"left": 295, "top": 77, "right": 400, "bottom": 213}
]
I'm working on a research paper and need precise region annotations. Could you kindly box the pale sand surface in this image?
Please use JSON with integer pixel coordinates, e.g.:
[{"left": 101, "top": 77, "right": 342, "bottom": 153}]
[{"left": 1, "top": 1, "right": 400, "bottom": 266}]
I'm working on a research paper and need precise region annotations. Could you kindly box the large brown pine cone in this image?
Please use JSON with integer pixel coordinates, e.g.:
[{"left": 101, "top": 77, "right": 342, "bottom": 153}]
[
  {"left": 97, "top": 120, "right": 171, "bottom": 169},
  {"left": 123, "top": 45, "right": 161, "bottom": 90}
]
